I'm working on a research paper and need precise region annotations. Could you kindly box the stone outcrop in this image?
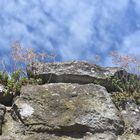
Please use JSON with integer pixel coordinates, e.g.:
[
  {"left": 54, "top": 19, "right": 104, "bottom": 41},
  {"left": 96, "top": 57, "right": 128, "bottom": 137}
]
[
  {"left": 0, "top": 61, "right": 139, "bottom": 140},
  {"left": 121, "top": 101, "right": 140, "bottom": 134},
  {"left": 13, "top": 84, "right": 124, "bottom": 135},
  {"left": 27, "top": 61, "right": 126, "bottom": 92}
]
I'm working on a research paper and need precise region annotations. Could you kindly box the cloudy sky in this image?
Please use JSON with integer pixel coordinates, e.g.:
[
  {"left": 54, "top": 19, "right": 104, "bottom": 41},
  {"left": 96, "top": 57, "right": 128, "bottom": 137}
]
[{"left": 0, "top": 0, "right": 140, "bottom": 67}]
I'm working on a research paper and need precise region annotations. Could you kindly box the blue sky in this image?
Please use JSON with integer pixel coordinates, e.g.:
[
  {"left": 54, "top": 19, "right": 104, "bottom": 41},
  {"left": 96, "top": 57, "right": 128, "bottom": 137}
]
[{"left": 0, "top": 0, "right": 140, "bottom": 67}]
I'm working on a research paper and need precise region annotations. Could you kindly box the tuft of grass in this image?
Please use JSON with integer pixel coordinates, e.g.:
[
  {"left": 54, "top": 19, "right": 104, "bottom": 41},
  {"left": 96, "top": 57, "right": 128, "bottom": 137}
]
[
  {"left": 0, "top": 41, "right": 55, "bottom": 96},
  {"left": 109, "top": 51, "right": 140, "bottom": 106},
  {"left": 0, "top": 70, "right": 43, "bottom": 96}
]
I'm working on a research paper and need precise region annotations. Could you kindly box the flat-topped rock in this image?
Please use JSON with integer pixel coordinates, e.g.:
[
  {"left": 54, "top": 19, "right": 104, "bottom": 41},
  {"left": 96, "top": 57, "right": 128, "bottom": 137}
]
[
  {"left": 27, "top": 61, "right": 125, "bottom": 91},
  {"left": 12, "top": 83, "right": 124, "bottom": 137}
]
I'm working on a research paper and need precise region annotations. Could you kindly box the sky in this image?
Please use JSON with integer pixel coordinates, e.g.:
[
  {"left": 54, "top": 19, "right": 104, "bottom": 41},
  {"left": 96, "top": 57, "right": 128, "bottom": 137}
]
[{"left": 0, "top": 0, "right": 140, "bottom": 67}]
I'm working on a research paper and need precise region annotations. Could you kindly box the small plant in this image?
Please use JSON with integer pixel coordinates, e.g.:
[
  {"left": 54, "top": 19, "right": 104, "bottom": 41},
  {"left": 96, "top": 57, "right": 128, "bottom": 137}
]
[
  {"left": 109, "top": 51, "right": 140, "bottom": 106},
  {"left": 112, "top": 91, "right": 140, "bottom": 107},
  {"left": 10, "top": 41, "right": 55, "bottom": 72},
  {"left": 4, "top": 70, "right": 22, "bottom": 95},
  {"left": 0, "top": 41, "right": 51, "bottom": 97},
  {"left": 0, "top": 71, "right": 9, "bottom": 86},
  {"left": 111, "top": 92, "right": 131, "bottom": 108},
  {"left": 20, "top": 77, "right": 43, "bottom": 85},
  {"left": 0, "top": 69, "right": 43, "bottom": 96},
  {"left": 107, "top": 76, "right": 125, "bottom": 92},
  {"left": 132, "top": 92, "right": 140, "bottom": 105}
]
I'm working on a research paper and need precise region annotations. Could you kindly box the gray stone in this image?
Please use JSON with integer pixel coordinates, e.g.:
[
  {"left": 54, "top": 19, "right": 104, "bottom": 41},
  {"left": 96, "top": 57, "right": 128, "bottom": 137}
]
[
  {"left": 0, "top": 104, "right": 6, "bottom": 134},
  {"left": 12, "top": 83, "right": 124, "bottom": 137},
  {"left": 2, "top": 111, "right": 26, "bottom": 137},
  {"left": 27, "top": 61, "right": 124, "bottom": 91},
  {"left": 118, "top": 134, "right": 140, "bottom": 140},
  {"left": 1, "top": 61, "right": 140, "bottom": 139},
  {"left": 121, "top": 102, "right": 140, "bottom": 134},
  {"left": 86, "top": 132, "right": 117, "bottom": 140}
]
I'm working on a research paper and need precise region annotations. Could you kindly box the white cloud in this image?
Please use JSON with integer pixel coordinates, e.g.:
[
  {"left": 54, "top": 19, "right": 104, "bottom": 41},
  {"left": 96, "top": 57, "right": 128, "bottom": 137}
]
[
  {"left": 120, "top": 30, "right": 140, "bottom": 56},
  {"left": 0, "top": 0, "right": 140, "bottom": 67}
]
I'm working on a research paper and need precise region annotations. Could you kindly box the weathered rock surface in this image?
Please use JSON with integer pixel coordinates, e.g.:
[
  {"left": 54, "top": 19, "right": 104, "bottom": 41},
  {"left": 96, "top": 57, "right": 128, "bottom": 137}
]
[
  {"left": 2, "top": 111, "right": 26, "bottom": 137},
  {"left": 121, "top": 101, "right": 140, "bottom": 134},
  {"left": 118, "top": 134, "right": 140, "bottom": 140},
  {"left": 11, "top": 83, "right": 124, "bottom": 138},
  {"left": 0, "top": 132, "right": 118, "bottom": 140},
  {"left": 27, "top": 61, "right": 124, "bottom": 91},
  {"left": 0, "top": 61, "right": 139, "bottom": 139},
  {"left": 0, "top": 84, "right": 13, "bottom": 106},
  {"left": 0, "top": 104, "right": 6, "bottom": 134}
]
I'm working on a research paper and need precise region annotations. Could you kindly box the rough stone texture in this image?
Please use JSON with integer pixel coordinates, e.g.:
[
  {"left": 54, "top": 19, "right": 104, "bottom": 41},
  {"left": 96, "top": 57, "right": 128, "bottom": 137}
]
[
  {"left": 121, "top": 101, "right": 140, "bottom": 135},
  {"left": 12, "top": 83, "right": 124, "bottom": 137},
  {"left": 0, "top": 104, "right": 6, "bottom": 134},
  {"left": 27, "top": 61, "right": 124, "bottom": 91},
  {"left": 0, "top": 133, "right": 118, "bottom": 140},
  {"left": 118, "top": 134, "right": 140, "bottom": 140},
  {"left": 85, "top": 132, "right": 117, "bottom": 140},
  {"left": 2, "top": 111, "right": 26, "bottom": 137},
  {"left": 0, "top": 61, "right": 139, "bottom": 139}
]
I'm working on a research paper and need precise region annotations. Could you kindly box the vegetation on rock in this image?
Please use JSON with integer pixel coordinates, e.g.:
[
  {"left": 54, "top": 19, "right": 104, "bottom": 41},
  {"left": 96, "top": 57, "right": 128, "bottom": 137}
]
[
  {"left": 0, "top": 41, "right": 140, "bottom": 109},
  {"left": 0, "top": 70, "right": 43, "bottom": 96},
  {"left": 109, "top": 52, "right": 140, "bottom": 107},
  {"left": 0, "top": 41, "right": 52, "bottom": 97}
]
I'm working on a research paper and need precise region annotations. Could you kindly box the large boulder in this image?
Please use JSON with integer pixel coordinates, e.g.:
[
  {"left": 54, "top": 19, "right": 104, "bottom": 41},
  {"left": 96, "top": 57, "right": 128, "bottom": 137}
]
[
  {"left": 11, "top": 83, "right": 124, "bottom": 138},
  {"left": 27, "top": 61, "right": 124, "bottom": 91}
]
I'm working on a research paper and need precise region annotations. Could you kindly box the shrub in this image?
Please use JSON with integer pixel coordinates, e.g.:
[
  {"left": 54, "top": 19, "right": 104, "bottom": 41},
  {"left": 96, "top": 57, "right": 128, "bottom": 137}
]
[
  {"left": 0, "top": 69, "right": 43, "bottom": 96},
  {"left": 110, "top": 51, "right": 140, "bottom": 106},
  {"left": 0, "top": 41, "right": 54, "bottom": 96},
  {"left": 0, "top": 71, "right": 9, "bottom": 86}
]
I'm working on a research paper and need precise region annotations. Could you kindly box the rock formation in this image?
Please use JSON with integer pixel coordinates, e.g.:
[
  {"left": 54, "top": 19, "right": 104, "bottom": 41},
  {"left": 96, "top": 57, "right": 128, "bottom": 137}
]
[{"left": 0, "top": 61, "right": 139, "bottom": 140}]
